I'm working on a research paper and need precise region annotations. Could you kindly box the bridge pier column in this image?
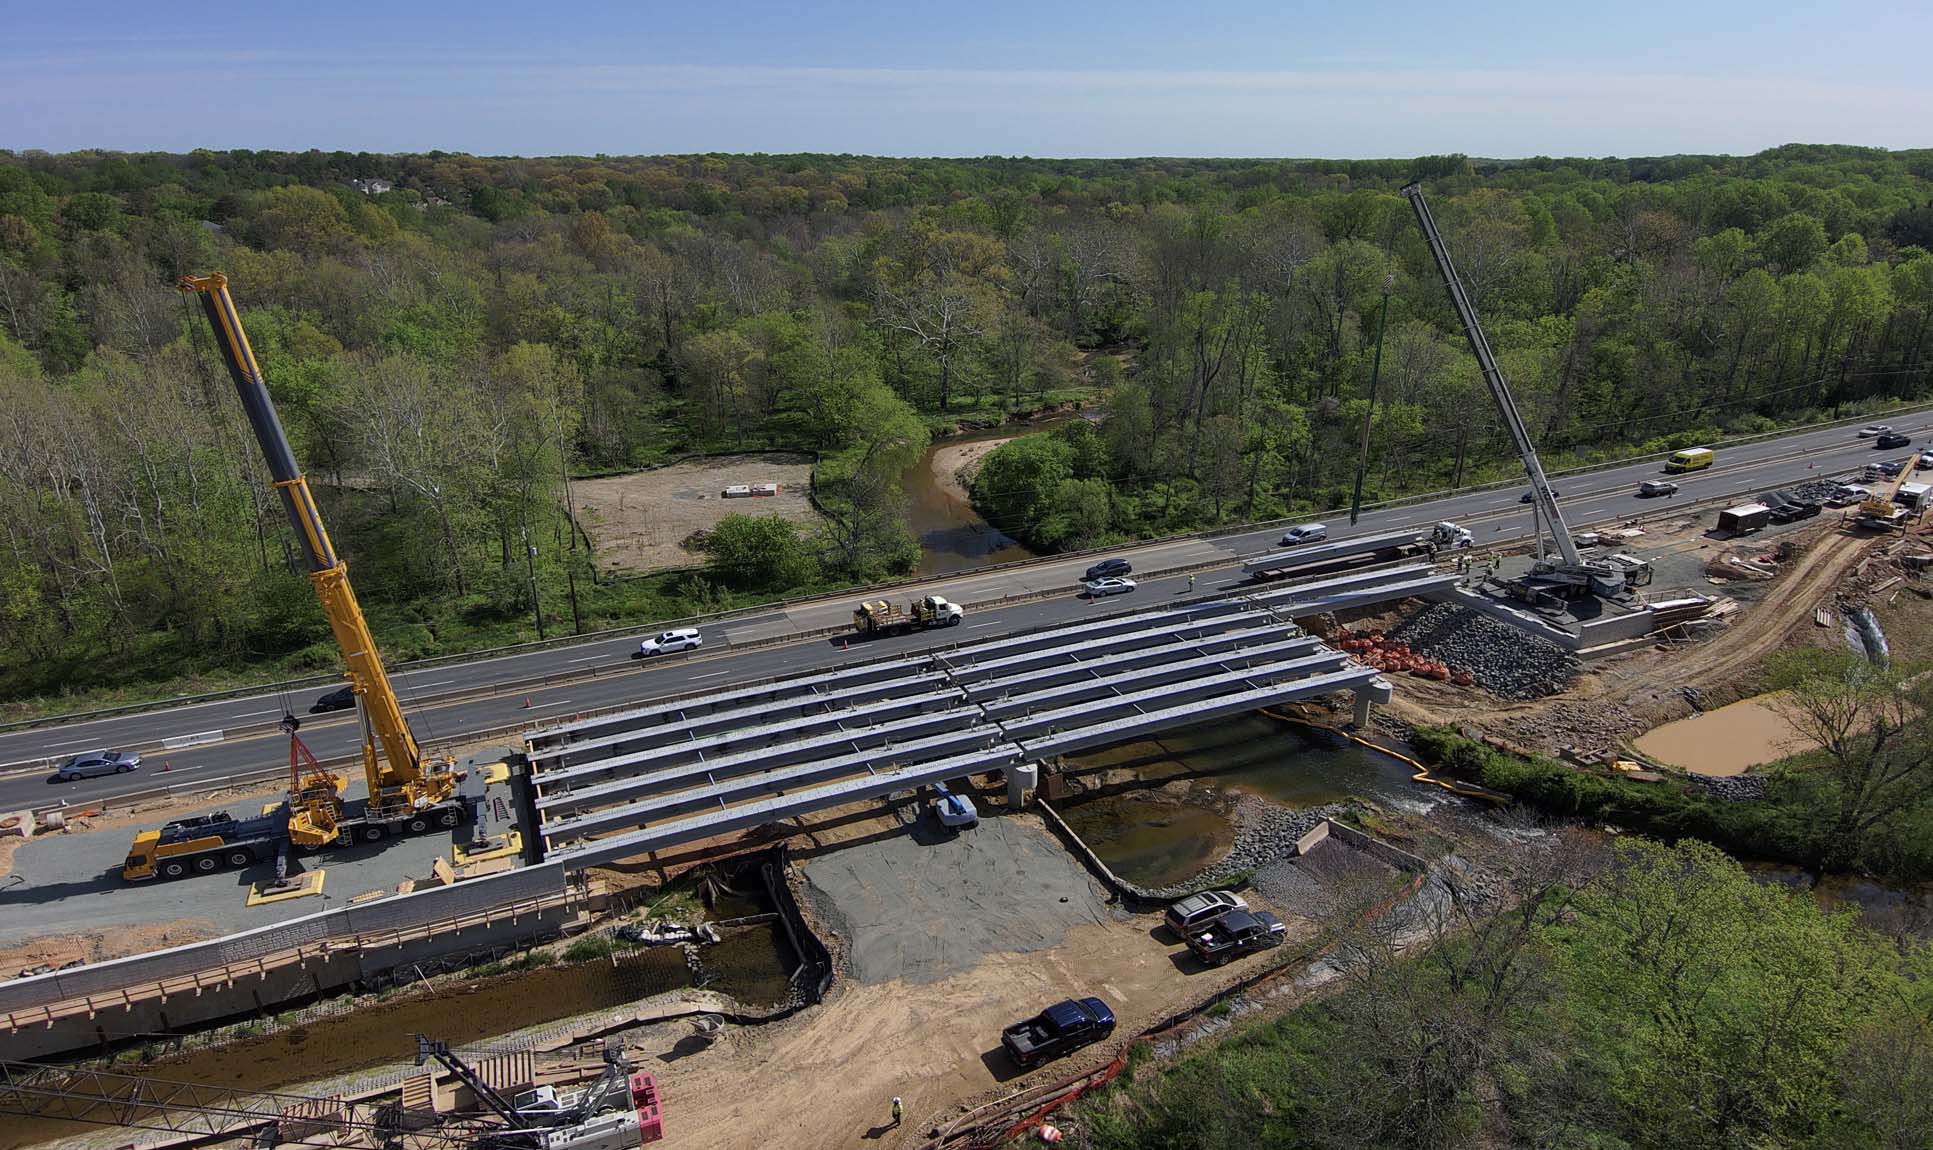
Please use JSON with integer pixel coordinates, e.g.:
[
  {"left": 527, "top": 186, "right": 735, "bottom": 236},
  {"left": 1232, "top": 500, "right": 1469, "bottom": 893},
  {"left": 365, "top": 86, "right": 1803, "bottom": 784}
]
[
  {"left": 1006, "top": 763, "right": 1038, "bottom": 807},
  {"left": 1351, "top": 677, "right": 1395, "bottom": 730}
]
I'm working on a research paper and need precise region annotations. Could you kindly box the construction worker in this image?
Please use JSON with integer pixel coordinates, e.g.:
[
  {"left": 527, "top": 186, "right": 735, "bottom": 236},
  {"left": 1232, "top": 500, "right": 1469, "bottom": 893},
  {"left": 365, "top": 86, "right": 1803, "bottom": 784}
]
[
  {"left": 891, "top": 1097, "right": 903, "bottom": 1127},
  {"left": 1186, "top": 573, "right": 1196, "bottom": 592}
]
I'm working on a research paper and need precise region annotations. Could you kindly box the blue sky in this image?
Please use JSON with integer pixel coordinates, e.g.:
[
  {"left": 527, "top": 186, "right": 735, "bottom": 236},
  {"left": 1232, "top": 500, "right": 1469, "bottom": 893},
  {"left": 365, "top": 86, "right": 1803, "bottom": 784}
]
[{"left": 5, "top": 1, "right": 1930, "bottom": 157}]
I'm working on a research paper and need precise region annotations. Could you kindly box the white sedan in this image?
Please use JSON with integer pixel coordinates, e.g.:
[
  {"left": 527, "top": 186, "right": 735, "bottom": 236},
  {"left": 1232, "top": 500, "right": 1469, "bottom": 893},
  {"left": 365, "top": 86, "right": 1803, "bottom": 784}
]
[
  {"left": 637, "top": 628, "right": 703, "bottom": 656},
  {"left": 1082, "top": 576, "right": 1137, "bottom": 598},
  {"left": 1857, "top": 424, "right": 1892, "bottom": 438}
]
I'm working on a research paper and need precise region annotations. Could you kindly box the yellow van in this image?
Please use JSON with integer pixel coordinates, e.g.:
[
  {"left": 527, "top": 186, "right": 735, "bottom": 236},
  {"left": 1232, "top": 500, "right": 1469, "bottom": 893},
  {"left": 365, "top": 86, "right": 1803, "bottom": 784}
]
[{"left": 1664, "top": 447, "right": 1715, "bottom": 474}]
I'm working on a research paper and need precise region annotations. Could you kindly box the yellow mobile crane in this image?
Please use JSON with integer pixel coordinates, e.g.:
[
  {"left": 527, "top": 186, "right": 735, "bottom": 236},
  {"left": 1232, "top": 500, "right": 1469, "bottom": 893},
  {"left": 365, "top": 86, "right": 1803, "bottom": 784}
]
[{"left": 122, "top": 275, "right": 464, "bottom": 880}]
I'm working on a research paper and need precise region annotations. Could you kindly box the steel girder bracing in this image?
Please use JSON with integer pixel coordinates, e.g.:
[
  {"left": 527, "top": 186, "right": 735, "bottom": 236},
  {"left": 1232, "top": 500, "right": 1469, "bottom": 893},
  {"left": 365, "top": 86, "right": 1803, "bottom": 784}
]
[{"left": 526, "top": 571, "right": 1432, "bottom": 868}]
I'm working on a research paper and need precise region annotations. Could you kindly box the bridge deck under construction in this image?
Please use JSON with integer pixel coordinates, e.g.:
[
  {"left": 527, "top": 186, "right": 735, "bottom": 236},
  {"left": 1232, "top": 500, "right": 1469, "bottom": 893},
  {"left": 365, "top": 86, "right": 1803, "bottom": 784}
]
[{"left": 526, "top": 568, "right": 1453, "bottom": 870}]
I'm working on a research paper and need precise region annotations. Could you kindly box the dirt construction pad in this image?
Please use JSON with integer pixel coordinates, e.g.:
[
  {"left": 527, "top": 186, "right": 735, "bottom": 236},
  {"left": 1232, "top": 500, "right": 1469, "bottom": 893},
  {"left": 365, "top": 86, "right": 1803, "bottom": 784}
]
[
  {"left": 573, "top": 453, "right": 822, "bottom": 574},
  {"left": 804, "top": 813, "right": 1115, "bottom": 984}
]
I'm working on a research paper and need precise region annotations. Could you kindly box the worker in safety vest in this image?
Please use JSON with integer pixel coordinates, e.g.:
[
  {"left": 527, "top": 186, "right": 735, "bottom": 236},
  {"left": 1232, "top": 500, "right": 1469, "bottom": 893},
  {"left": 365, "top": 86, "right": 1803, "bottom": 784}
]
[{"left": 891, "top": 1097, "right": 903, "bottom": 1127}]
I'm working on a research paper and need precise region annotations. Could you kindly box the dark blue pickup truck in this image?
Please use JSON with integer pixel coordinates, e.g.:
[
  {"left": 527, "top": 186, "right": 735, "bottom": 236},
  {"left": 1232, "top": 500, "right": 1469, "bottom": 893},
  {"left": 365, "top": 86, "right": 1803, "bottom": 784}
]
[{"left": 1001, "top": 997, "right": 1116, "bottom": 1068}]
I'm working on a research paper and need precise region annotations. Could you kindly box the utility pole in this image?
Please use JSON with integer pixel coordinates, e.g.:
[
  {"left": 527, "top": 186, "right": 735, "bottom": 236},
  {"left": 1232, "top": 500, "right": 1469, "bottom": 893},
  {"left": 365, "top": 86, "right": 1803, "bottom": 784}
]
[
  {"left": 1349, "top": 272, "right": 1396, "bottom": 526},
  {"left": 521, "top": 524, "right": 545, "bottom": 640}
]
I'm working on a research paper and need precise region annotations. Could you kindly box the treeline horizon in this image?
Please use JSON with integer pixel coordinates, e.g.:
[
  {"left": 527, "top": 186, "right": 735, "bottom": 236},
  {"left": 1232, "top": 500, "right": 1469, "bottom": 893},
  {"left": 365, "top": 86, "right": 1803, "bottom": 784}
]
[{"left": 3, "top": 143, "right": 1933, "bottom": 709}]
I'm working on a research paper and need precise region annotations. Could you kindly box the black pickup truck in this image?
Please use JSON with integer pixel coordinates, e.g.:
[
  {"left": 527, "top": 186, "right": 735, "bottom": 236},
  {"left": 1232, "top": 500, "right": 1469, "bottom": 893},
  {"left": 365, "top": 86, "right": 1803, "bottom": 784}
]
[
  {"left": 1001, "top": 997, "right": 1116, "bottom": 1068},
  {"left": 1187, "top": 910, "right": 1287, "bottom": 967}
]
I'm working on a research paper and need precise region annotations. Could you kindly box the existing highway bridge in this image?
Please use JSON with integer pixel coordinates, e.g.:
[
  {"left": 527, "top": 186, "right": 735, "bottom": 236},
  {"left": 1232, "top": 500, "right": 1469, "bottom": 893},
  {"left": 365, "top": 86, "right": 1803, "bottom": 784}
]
[{"left": 3, "top": 408, "right": 1927, "bottom": 816}]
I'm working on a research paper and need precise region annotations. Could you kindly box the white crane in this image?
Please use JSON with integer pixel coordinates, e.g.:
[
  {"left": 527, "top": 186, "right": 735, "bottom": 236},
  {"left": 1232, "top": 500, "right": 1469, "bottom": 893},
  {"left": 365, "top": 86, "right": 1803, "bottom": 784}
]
[{"left": 1401, "top": 183, "right": 1625, "bottom": 598}]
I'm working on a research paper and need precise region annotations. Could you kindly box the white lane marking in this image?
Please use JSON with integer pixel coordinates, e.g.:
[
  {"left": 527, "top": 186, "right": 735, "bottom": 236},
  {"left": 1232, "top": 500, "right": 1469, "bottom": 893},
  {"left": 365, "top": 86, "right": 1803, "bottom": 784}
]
[
  {"left": 568, "top": 655, "right": 606, "bottom": 664},
  {"left": 522, "top": 699, "right": 574, "bottom": 710},
  {"left": 412, "top": 680, "right": 456, "bottom": 688},
  {"left": 969, "top": 622, "right": 1005, "bottom": 629},
  {"left": 235, "top": 708, "right": 281, "bottom": 718},
  {"left": 41, "top": 736, "right": 103, "bottom": 749},
  {"left": 691, "top": 670, "right": 732, "bottom": 679}
]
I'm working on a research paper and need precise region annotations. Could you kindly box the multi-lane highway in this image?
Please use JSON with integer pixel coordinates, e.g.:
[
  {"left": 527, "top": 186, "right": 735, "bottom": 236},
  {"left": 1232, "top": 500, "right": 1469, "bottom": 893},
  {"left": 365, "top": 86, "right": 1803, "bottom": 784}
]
[{"left": 6, "top": 410, "right": 1928, "bottom": 813}]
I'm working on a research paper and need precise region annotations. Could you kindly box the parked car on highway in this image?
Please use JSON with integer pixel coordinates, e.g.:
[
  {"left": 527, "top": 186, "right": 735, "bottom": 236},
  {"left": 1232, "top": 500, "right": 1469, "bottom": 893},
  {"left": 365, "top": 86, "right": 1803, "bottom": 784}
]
[
  {"left": 1278, "top": 523, "right": 1328, "bottom": 546},
  {"left": 1081, "top": 576, "right": 1136, "bottom": 598},
  {"left": 310, "top": 684, "right": 356, "bottom": 713},
  {"left": 1519, "top": 488, "right": 1560, "bottom": 503},
  {"left": 1001, "top": 997, "right": 1115, "bottom": 1068},
  {"left": 1638, "top": 480, "right": 1679, "bottom": 497},
  {"left": 48, "top": 750, "right": 141, "bottom": 782},
  {"left": 1187, "top": 909, "right": 1288, "bottom": 967},
  {"left": 1877, "top": 432, "right": 1913, "bottom": 449},
  {"left": 1858, "top": 424, "right": 1893, "bottom": 438},
  {"left": 637, "top": 628, "right": 703, "bottom": 656},
  {"left": 1082, "top": 558, "right": 1132, "bottom": 582},
  {"left": 1163, "top": 889, "right": 1248, "bottom": 938}
]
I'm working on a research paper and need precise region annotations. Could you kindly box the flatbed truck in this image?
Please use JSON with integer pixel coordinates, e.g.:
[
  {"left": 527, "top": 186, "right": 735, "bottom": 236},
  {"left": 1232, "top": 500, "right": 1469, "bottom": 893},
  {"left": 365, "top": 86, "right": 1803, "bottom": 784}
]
[{"left": 852, "top": 595, "right": 965, "bottom": 635}]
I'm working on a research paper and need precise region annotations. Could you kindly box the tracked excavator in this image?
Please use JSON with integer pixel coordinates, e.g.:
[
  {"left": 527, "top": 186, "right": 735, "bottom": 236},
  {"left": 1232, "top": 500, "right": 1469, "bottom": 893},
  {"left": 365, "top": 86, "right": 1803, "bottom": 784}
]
[
  {"left": 1402, "top": 184, "right": 1634, "bottom": 600},
  {"left": 122, "top": 275, "right": 466, "bottom": 881}
]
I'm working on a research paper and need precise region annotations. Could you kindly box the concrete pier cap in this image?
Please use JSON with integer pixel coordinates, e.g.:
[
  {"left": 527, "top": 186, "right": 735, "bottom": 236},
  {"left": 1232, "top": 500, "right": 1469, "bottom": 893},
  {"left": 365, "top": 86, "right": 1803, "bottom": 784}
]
[
  {"left": 1006, "top": 762, "right": 1039, "bottom": 806},
  {"left": 1352, "top": 676, "right": 1394, "bottom": 727}
]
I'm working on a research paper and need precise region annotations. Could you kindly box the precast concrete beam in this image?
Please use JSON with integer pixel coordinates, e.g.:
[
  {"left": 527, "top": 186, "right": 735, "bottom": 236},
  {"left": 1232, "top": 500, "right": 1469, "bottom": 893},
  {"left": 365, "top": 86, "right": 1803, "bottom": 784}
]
[
  {"left": 1241, "top": 563, "right": 1436, "bottom": 603},
  {"left": 535, "top": 710, "right": 984, "bottom": 818},
  {"left": 961, "top": 631, "right": 1314, "bottom": 700},
  {"left": 1263, "top": 573, "right": 1461, "bottom": 618},
  {"left": 980, "top": 645, "right": 1341, "bottom": 722},
  {"left": 531, "top": 687, "right": 962, "bottom": 783},
  {"left": 936, "top": 599, "right": 1259, "bottom": 669},
  {"left": 543, "top": 729, "right": 1007, "bottom": 839},
  {"left": 1240, "top": 529, "right": 1426, "bottom": 573},
  {"left": 944, "top": 612, "right": 1284, "bottom": 684},
  {"left": 526, "top": 656, "right": 929, "bottom": 752},
  {"left": 543, "top": 743, "right": 1026, "bottom": 863},
  {"left": 1018, "top": 665, "right": 1384, "bottom": 758},
  {"left": 993, "top": 652, "right": 1350, "bottom": 739},
  {"left": 527, "top": 671, "right": 954, "bottom": 769}
]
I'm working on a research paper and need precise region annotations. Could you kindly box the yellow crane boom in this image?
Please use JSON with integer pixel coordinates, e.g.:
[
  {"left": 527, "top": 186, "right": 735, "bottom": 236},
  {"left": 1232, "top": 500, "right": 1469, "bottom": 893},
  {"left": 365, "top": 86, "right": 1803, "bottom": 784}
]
[{"left": 178, "top": 273, "right": 460, "bottom": 845}]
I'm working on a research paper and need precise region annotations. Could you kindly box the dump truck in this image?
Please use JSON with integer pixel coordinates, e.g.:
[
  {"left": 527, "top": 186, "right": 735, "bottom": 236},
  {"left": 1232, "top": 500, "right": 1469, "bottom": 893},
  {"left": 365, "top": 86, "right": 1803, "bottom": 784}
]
[
  {"left": 1001, "top": 997, "right": 1116, "bottom": 1068},
  {"left": 852, "top": 595, "right": 965, "bottom": 635},
  {"left": 123, "top": 805, "right": 293, "bottom": 881}
]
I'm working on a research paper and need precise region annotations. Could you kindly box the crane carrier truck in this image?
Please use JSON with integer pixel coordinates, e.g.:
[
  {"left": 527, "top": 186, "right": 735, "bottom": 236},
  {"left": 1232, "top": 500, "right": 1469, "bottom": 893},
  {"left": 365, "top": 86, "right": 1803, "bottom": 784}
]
[{"left": 123, "top": 275, "right": 468, "bottom": 882}]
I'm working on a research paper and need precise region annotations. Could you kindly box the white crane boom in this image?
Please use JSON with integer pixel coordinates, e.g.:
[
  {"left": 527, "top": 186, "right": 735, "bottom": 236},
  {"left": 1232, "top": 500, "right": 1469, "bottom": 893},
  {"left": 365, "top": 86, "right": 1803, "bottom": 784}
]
[{"left": 1400, "top": 182, "right": 1581, "bottom": 566}]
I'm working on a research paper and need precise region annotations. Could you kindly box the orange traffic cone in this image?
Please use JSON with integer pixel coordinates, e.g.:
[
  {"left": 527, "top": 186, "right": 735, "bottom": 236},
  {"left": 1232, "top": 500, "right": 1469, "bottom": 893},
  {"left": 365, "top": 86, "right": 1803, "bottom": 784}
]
[
  {"left": 162, "top": 760, "right": 173, "bottom": 772},
  {"left": 523, "top": 697, "right": 534, "bottom": 709}
]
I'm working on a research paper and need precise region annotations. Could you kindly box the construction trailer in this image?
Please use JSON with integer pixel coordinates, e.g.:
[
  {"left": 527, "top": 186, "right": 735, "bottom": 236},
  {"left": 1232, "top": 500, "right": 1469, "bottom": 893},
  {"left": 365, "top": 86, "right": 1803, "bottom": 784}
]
[{"left": 1717, "top": 503, "right": 1772, "bottom": 535}]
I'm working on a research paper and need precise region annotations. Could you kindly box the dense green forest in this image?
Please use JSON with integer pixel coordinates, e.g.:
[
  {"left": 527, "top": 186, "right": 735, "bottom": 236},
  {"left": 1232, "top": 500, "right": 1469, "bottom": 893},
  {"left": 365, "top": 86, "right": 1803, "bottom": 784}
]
[
  {"left": 5, "top": 145, "right": 1933, "bottom": 708},
  {"left": 1074, "top": 836, "right": 1933, "bottom": 1150}
]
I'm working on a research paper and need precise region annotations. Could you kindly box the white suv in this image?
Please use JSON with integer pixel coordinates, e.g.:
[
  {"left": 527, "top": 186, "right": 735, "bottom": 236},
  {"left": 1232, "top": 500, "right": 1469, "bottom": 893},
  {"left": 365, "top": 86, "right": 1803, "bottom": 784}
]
[{"left": 638, "top": 628, "right": 703, "bottom": 656}]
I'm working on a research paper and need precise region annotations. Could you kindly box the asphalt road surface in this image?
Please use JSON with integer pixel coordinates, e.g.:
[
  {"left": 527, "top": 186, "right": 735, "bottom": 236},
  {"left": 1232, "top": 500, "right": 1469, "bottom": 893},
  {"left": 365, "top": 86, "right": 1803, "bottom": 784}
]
[{"left": 6, "top": 412, "right": 1927, "bottom": 814}]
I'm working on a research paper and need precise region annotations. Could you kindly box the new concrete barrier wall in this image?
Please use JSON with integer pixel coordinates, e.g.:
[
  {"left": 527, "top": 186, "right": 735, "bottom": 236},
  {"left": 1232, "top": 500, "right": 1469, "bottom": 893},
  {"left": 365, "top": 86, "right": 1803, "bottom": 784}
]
[{"left": 0, "top": 864, "right": 569, "bottom": 1020}]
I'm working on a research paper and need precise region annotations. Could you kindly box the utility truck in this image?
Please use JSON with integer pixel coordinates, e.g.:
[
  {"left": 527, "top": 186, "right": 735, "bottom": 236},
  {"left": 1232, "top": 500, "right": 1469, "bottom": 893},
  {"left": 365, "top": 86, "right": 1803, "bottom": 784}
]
[{"left": 852, "top": 595, "right": 964, "bottom": 635}]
